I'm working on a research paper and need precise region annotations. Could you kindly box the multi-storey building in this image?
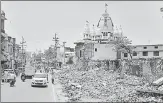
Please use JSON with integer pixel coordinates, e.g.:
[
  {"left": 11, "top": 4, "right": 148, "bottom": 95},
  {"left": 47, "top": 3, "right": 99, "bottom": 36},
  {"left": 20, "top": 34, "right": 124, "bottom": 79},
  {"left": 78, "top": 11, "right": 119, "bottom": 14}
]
[
  {"left": 1, "top": 10, "right": 18, "bottom": 70},
  {"left": 122, "top": 44, "right": 163, "bottom": 59},
  {"left": 7, "top": 36, "right": 16, "bottom": 69},
  {"left": 14, "top": 44, "right": 21, "bottom": 68},
  {"left": 1, "top": 10, "right": 8, "bottom": 69}
]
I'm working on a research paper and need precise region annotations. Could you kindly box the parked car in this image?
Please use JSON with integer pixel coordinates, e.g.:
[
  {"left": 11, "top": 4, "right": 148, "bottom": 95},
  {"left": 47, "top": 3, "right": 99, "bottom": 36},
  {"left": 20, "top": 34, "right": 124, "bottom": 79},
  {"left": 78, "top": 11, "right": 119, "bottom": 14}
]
[
  {"left": 2, "top": 69, "right": 15, "bottom": 82},
  {"left": 31, "top": 73, "right": 48, "bottom": 87}
]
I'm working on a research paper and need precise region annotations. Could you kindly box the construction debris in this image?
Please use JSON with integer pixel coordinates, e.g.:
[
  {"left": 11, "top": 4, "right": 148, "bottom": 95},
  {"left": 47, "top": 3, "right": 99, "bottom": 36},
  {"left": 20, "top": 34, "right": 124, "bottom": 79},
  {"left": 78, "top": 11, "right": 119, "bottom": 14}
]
[
  {"left": 153, "top": 77, "right": 163, "bottom": 86},
  {"left": 55, "top": 59, "right": 163, "bottom": 102}
]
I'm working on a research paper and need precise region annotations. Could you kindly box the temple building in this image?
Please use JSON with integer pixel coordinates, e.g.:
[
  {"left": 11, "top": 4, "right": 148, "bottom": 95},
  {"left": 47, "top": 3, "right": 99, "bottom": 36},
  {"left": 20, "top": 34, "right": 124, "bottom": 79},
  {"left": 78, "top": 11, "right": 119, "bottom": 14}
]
[{"left": 74, "top": 4, "right": 123, "bottom": 60}]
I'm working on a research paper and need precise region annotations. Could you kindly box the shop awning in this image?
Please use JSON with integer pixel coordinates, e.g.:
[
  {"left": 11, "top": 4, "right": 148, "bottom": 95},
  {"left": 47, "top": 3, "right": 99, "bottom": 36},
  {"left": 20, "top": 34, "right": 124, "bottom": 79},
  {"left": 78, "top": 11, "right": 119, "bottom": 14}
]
[{"left": 1, "top": 32, "right": 8, "bottom": 38}]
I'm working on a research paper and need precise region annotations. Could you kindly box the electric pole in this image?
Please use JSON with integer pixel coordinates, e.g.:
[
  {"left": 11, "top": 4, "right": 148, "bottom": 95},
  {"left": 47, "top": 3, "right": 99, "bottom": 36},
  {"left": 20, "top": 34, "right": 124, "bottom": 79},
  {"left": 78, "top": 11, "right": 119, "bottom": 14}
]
[
  {"left": 52, "top": 33, "right": 59, "bottom": 69},
  {"left": 20, "top": 36, "right": 26, "bottom": 71},
  {"left": 0, "top": 29, "right": 1, "bottom": 72}
]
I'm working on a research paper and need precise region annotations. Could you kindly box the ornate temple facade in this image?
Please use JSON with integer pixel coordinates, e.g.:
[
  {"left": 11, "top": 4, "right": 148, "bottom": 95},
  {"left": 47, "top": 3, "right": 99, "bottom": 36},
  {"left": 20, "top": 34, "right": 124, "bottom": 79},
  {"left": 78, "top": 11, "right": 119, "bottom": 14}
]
[{"left": 74, "top": 4, "right": 123, "bottom": 60}]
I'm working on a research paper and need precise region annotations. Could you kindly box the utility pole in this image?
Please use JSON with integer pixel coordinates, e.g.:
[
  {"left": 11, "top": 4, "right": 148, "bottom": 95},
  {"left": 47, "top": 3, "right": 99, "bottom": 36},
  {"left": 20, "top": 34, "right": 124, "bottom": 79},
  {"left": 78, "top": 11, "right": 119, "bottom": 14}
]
[
  {"left": 20, "top": 36, "right": 26, "bottom": 71},
  {"left": 0, "top": 30, "right": 1, "bottom": 72},
  {"left": 52, "top": 33, "right": 59, "bottom": 69},
  {"left": 63, "top": 42, "right": 66, "bottom": 65}
]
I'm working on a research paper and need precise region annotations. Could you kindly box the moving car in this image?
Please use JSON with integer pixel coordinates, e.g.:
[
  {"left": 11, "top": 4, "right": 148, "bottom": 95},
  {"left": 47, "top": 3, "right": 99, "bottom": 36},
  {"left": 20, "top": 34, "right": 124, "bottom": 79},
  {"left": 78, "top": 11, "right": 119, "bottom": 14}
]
[{"left": 31, "top": 73, "right": 48, "bottom": 87}]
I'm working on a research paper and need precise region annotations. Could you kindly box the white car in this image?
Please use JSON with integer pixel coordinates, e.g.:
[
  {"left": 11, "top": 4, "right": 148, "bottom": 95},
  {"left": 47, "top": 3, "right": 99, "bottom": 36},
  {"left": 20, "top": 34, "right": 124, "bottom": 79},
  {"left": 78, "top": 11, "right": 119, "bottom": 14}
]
[
  {"left": 31, "top": 73, "right": 48, "bottom": 87},
  {"left": 2, "top": 69, "right": 15, "bottom": 82}
]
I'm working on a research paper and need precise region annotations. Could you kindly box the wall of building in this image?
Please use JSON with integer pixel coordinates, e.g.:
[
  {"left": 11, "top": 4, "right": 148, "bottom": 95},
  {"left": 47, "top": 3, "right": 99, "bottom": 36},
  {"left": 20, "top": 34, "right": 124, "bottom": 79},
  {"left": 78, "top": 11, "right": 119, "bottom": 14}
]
[
  {"left": 134, "top": 45, "right": 163, "bottom": 51},
  {"left": 75, "top": 42, "right": 94, "bottom": 60},
  {"left": 121, "top": 45, "right": 163, "bottom": 59},
  {"left": 64, "top": 52, "right": 75, "bottom": 63},
  {"left": 92, "top": 43, "right": 117, "bottom": 60},
  {"left": 75, "top": 43, "right": 84, "bottom": 58}
]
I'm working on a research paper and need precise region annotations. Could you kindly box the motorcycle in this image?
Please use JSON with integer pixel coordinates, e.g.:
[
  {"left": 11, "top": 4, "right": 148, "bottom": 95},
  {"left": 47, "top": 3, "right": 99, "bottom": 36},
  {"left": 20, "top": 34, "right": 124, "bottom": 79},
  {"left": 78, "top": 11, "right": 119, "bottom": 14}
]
[
  {"left": 52, "top": 78, "right": 54, "bottom": 84},
  {"left": 21, "top": 75, "right": 26, "bottom": 82},
  {"left": 10, "top": 79, "right": 15, "bottom": 87}
]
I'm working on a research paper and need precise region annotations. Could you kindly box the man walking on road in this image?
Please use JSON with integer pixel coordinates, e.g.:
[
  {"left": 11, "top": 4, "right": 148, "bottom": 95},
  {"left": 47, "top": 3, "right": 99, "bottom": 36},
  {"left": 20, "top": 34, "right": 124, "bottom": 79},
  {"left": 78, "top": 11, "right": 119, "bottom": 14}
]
[
  {"left": 9, "top": 72, "right": 16, "bottom": 83},
  {"left": 51, "top": 72, "right": 55, "bottom": 84},
  {"left": 4, "top": 71, "right": 9, "bottom": 82}
]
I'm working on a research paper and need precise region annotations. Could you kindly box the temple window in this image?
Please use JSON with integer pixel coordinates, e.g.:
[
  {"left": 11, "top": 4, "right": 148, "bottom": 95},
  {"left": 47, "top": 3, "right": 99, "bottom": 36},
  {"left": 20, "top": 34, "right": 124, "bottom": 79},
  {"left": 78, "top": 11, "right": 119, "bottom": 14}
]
[
  {"left": 106, "top": 32, "right": 108, "bottom": 36},
  {"left": 95, "top": 48, "right": 97, "bottom": 52}
]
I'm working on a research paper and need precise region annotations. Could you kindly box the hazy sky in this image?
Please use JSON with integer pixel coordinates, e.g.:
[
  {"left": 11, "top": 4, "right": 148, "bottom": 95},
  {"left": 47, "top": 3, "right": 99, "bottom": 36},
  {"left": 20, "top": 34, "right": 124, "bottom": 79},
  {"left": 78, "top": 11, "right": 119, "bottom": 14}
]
[{"left": 2, "top": 1, "right": 163, "bottom": 52}]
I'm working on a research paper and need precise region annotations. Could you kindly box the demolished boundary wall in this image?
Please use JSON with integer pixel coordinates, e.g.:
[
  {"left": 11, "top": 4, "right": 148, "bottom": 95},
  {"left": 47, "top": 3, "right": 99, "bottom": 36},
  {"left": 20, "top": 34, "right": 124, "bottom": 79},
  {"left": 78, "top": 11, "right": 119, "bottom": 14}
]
[{"left": 75, "top": 58, "right": 163, "bottom": 77}]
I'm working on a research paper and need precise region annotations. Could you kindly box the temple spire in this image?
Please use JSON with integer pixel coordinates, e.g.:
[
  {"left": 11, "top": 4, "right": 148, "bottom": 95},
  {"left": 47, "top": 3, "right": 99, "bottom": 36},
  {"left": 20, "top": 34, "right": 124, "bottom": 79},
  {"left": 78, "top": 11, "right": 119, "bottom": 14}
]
[
  {"left": 92, "top": 24, "right": 96, "bottom": 35},
  {"left": 84, "top": 20, "right": 90, "bottom": 33},
  {"left": 119, "top": 25, "right": 123, "bottom": 34},
  {"left": 105, "top": 3, "right": 108, "bottom": 13}
]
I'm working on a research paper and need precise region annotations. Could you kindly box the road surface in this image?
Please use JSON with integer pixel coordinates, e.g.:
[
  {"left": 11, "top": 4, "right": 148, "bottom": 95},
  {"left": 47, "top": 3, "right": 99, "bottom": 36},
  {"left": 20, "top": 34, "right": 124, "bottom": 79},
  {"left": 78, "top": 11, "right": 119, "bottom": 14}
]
[{"left": 1, "top": 74, "right": 58, "bottom": 102}]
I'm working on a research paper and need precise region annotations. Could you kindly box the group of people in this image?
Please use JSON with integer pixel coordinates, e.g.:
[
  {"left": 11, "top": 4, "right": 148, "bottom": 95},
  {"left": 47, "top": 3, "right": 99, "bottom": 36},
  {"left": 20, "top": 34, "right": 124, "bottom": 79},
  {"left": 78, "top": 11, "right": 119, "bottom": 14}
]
[
  {"left": 3, "top": 71, "right": 17, "bottom": 87},
  {"left": 3, "top": 71, "right": 16, "bottom": 83}
]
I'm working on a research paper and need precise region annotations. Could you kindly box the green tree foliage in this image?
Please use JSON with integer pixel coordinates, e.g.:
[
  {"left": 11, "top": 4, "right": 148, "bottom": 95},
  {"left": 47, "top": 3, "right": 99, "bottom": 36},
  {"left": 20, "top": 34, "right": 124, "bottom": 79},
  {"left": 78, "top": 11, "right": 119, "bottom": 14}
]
[
  {"left": 44, "top": 47, "right": 54, "bottom": 60},
  {"left": 114, "top": 35, "right": 135, "bottom": 60},
  {"left": 113, "top": 35, "right": 136, "bottom": 78}
]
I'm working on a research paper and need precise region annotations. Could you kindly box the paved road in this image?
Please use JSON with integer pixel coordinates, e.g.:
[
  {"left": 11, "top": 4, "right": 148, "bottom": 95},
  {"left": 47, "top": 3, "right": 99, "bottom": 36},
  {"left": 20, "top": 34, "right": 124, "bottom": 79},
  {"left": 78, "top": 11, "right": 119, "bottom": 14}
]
[{"left": 1, "top": 75, "right": 57, "bottom": 102}]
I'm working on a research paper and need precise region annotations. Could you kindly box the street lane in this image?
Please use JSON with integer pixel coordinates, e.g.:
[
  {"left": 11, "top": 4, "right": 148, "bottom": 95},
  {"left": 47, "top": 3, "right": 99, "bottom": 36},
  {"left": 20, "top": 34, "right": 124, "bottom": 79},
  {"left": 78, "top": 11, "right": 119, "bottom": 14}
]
[{"left": 1, "top": 75, "right": 56, "bottom": 102}]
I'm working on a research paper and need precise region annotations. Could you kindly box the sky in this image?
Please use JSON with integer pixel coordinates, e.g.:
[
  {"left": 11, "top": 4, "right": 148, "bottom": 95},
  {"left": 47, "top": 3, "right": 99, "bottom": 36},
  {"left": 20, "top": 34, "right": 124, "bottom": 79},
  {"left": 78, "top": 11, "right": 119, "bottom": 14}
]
[{"left": 1, "top": 1, "right": 163, "bottom": 53}]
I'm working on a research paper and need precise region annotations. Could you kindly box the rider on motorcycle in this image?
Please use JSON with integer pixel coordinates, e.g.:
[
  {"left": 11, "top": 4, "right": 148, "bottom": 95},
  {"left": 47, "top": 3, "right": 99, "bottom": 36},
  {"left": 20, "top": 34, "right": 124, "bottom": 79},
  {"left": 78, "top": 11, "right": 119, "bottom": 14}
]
[{"left": 21, "top": 72, "right": 26, "bottom": 81}]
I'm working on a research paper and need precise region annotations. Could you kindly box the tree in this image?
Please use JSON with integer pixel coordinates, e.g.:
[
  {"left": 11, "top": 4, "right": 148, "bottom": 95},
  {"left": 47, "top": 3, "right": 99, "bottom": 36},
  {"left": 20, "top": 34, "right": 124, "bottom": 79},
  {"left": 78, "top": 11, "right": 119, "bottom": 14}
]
[
  {"left": 44, "top": 47, "right": 55, "bottom": 65},
  {"left": 114, "top": 36, "right": 135, "bottom": 59},
  {"left": 113, "top": 35, "right": 135, "bottom": 78}
]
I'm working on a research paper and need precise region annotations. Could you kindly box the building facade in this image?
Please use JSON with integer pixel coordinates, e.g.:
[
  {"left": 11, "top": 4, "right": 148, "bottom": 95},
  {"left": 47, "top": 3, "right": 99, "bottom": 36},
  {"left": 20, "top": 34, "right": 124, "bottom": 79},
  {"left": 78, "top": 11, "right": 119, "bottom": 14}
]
[
  {"left": 1, "top": 11, "right": 8, "bottom": 69},
  {"left": 122, "top": 44, "right": 163, "bottom": 59},
  {"left": 7, "top": 36, "right": 16, "bottom": 69},
  {"left": 64, "top": 47, "right": 75, "bottom": 64},
  {"left": 1, "top": 10, "right": 20, "bottom": 70}
]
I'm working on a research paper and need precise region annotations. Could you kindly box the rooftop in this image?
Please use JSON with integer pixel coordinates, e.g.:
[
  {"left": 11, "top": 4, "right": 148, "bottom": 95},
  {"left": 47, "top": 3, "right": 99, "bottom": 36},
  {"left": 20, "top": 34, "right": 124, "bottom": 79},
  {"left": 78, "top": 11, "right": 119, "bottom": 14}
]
[{"left": 132, "top": 44, "right": 163, "bottom": 47}]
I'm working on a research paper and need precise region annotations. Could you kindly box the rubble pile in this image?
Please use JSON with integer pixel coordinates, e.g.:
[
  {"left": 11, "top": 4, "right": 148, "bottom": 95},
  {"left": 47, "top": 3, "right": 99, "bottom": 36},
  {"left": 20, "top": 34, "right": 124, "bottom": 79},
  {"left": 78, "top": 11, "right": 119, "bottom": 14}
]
[{"left": 56, "top": 60, "right": 163, "bottom": 102}]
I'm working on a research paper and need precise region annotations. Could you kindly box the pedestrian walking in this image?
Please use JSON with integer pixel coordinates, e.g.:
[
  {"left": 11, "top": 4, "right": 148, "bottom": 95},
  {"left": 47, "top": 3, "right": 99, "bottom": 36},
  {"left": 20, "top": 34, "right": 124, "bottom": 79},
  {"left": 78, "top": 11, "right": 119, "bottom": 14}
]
[
  {"left": 9, "top": 72, "right": 16, "bottom": 87},
  {"left": 4, "top": 71, "right": 8, "bottom": 82},
  {"left": 51, "top": 72, "right": 55, "bottom": 84},
  {"left": 10, "top": 72, "right": 16, "bottom": 82},
  {"left": 47, "top": 73, "right": 49, "bottom": 83}
]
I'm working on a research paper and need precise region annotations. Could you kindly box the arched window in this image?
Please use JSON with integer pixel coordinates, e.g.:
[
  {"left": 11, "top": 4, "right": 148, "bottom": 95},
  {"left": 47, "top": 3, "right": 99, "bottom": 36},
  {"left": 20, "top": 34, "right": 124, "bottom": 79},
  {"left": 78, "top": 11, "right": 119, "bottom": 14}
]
[{"left": 105, "top": 32, "right": 107, "bottom": 36}]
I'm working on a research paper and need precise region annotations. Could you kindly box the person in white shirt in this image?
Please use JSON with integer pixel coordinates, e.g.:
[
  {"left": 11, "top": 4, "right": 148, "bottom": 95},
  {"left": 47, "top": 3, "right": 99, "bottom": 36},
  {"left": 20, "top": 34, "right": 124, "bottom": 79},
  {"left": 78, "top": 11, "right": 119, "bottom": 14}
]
[
  {"left": 4, "top": 71, "right": 8, "bottom": 82},
  {"left": 10, "top": 72, "right": 16, "bottom": 82}
]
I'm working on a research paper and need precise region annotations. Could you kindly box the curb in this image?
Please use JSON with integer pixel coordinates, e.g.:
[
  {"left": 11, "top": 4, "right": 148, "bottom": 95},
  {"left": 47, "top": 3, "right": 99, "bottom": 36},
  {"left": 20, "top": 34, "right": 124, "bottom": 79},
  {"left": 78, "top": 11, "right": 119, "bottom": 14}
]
[{"left": 53, "top": 82, "right": 69, "bottom": 102}]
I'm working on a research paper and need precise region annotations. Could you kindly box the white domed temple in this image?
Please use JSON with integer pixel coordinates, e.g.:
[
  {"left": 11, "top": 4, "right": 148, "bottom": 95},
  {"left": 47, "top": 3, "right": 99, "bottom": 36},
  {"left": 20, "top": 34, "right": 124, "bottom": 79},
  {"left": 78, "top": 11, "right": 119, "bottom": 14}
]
[{"left": 74, "top": 4, "right": 124, "bottom": 60}]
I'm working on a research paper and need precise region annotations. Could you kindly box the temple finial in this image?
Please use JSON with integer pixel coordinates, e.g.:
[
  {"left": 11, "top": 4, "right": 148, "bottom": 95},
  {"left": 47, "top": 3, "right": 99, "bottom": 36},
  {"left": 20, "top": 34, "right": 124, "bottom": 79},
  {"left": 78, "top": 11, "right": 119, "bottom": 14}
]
[{"left": 105, "top": 3, "right": 108, "bottom": 13}]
